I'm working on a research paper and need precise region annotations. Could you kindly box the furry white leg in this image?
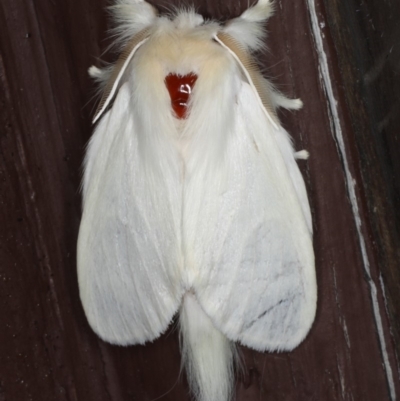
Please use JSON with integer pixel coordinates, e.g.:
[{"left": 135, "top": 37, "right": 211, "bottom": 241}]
[
  {"left": 294, "top": 149, "right": 310, "bottom": 160},
  {"left": 88, "top": 65, "right": 104, "bottom": 79},
  {"left": 271, "top": 92, "right": 303, "bottom": 110},
  {"left": 180, "top": 293, "right": 236, "bottom": 401}
]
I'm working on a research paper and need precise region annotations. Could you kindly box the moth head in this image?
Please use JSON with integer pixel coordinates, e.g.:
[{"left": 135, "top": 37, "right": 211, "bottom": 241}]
[{"left": 91, "top": 0, "right": 275, "bottom": 124}]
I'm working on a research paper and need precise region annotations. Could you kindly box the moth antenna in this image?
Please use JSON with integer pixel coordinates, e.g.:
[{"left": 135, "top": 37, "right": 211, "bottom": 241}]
[
  {"left": 215, "top": 32, "right": 279, "bottom": 128},
  {"left": 93, "top": 28, "right": 151, "bottom": 123}
]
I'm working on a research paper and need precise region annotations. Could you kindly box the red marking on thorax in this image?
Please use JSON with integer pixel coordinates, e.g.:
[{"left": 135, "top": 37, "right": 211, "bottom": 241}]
[{"left": 165, "top": 73, "right": 198, "bottom": 119}]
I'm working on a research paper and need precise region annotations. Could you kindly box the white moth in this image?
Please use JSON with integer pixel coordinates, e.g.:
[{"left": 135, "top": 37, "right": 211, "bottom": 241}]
[{"left": 77, "top": 0, "right": 317, "bottom": 400}]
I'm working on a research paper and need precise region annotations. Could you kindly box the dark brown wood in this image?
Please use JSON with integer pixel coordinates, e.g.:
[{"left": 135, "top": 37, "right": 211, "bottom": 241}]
[
  {"left": 0, "top": 0, "right": 399, "bottom": 400},
  {"left": 321, "top": 0, "right": 400, "bottom": 357}
]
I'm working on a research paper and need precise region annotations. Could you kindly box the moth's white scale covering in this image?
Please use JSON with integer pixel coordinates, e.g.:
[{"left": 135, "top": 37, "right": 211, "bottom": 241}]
[{"left": 78, "top": 1, "right": 316, "bottom": 401}]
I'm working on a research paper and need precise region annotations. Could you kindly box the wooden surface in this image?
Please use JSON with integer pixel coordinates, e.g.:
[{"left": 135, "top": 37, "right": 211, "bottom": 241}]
[{"left": 0, "top": 0, "right": 399, "bottom": 400}]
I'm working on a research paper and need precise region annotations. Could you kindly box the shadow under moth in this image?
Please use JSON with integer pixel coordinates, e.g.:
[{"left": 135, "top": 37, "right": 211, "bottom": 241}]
[{"left": 77, "top": 0, "right": 317, "bottom": 400}]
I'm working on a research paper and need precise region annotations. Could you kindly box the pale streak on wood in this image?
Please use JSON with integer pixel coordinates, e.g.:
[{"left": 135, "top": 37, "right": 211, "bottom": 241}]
[{"left": 306, "top": 0, "right": 396, "bottom": 399}]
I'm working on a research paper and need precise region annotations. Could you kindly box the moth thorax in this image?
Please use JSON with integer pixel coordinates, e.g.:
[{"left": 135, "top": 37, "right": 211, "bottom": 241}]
[{"left": 165, "top": 73, "right": 197, "bottom": 119}]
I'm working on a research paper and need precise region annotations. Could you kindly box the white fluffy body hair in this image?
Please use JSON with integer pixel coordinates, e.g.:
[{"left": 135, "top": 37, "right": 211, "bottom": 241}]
[
  {"left": 108, "top": 0, "right": 157, "bottom": 48},
  {"left": 180, "top": 293, "right": 239, "bottom": 401},
  {"left": 224, "top": 0, "right": 274, "bottom": 50},
  {"left": 85, "top": 2, "right": 310, "bottom": 401}
]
